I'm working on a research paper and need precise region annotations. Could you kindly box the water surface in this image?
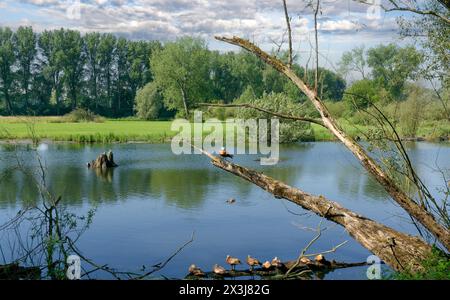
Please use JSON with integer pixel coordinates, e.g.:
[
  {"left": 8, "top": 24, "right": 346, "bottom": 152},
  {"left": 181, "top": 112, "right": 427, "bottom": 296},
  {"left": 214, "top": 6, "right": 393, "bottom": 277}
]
[{"left": 0, "top": 142, "right": 448, "bottom": 279}]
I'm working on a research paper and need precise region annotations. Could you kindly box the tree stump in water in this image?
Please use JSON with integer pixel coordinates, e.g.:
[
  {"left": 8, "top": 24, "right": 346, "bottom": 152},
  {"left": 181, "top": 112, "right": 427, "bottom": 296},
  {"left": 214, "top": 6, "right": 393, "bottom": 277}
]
[{"left": 88, "top": 150, "right": 118, "bottom": 169}]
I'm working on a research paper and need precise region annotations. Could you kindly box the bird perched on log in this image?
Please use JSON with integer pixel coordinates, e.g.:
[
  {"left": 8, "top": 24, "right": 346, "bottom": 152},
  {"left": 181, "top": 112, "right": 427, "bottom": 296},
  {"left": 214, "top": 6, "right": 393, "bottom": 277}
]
[
  {"left": 246, "top": 255, "right": 261, "bottom": 271},
  {"left": 213, "top": 264, "right": 226, "bottom": 275},
  {"left": 271, "top": 257, "right": 283, "bottom": 268},
  {"left": 188, "top": 264, "right": 205, "bottom": 277},
  {"left": 226, "top": 255, "right": 241, "bottom": 271},
  {"left": 219, "top": 147, "right": 233, "bottom": 159},
  {"left": 262, "top": 261, "right": 272, "bottom": 269},
  {"left": 315, "top": 254, "right": 325, "bottom": 263},
  {"left": 300, "top": 256, "right": 311, "bottom": 264}
]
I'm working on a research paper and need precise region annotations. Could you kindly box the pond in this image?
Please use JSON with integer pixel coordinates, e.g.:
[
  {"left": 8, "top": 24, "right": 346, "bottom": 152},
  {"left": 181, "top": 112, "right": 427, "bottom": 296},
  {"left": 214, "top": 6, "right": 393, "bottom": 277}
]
[{"left": 0, "top": 142, "right": 449, "bottom": 279}]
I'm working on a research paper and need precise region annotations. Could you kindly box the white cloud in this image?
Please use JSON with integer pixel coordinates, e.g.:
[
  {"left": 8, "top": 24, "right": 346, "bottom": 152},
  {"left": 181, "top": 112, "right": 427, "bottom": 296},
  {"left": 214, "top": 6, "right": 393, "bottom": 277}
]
[
  {"left": 320, "top": 20, "right": 362, "bottom": 31},
  {"left": 2, "top": 0, "right": 404, "bottom": 64}
]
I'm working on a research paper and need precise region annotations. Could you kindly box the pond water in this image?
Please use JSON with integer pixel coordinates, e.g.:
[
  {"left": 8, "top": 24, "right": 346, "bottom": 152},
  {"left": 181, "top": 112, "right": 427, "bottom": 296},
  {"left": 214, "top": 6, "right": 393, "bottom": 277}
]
[{"left": 0, "top": 142, "right": 448, "bottom": 279}]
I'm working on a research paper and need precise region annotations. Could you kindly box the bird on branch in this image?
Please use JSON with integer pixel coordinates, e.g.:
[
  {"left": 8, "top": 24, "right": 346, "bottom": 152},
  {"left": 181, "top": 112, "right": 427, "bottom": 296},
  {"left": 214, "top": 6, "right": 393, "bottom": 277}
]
[
  {"left": 219, "top": 147, "right": 233, "bottom": 159},
  {"left": 226, "top": 255, "right": 241, "bottom": 271}
]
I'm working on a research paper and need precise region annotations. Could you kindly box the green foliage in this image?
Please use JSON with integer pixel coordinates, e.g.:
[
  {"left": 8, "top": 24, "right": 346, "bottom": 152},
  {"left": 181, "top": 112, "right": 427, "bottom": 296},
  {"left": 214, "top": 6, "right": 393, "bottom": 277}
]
[
  {"left": 338, "top": 45, "right": 367, "bottom": 79},
  {"left": 367, "top": 44, "right": 422, "bottom": 98},
  {"left": 397, "top": 1, "right": 449, "bottom": 86},
  {"left": 151, "top": 37, "right": 211, "bottom": 117},
  {"left": 399, "top": 86, "right": 425, "bottom": 137},
  {"left": 0, "top": 27, "right": 15, "bottom": 114},
  {"left": 236, "top": 92, "right": 314, "bottom": 143},
  {"left": 64, "top": 108, "right": 104, "bottom": 123},
  {"left": 134, "top": 82, "right": 163, "bottom": 120},
  {"left": 391, "top": 246, "right": 450, "bottom": 280},
  {"left": 343, "top": 79, "right": 380, "bottom": 111}
]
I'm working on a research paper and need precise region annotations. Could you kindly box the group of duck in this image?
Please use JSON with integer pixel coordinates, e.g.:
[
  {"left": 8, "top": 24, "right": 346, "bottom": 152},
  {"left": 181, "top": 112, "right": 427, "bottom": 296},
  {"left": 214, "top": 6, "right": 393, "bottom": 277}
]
[{"left": 188, "top": 254, "right": 308, "bottom": 277}]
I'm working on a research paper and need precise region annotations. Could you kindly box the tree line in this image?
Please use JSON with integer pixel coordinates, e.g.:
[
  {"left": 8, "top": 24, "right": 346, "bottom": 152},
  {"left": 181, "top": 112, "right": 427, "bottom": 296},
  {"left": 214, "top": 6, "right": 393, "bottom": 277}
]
[
  {"left": 0, "top": 27, "right": 158, "bottom": 116},
  {"left": 0, "top": 27, "right": 348, "bottom": 118}
]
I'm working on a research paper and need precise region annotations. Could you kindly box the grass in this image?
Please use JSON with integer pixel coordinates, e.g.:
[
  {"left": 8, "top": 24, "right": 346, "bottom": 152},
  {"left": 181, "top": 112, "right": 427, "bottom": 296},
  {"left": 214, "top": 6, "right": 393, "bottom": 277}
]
[
  {"left": 0, "top": 117, "right": 174, "bottom": 143},
  {"left": 0, "top": 116, "right": 448, "bottom": 143}
]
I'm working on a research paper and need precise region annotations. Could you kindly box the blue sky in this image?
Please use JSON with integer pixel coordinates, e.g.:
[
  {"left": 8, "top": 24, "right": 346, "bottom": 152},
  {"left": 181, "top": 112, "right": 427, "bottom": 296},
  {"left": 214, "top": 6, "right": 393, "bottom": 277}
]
[{"left": 0, "top": 0, "right": 411, "bottom": 68}]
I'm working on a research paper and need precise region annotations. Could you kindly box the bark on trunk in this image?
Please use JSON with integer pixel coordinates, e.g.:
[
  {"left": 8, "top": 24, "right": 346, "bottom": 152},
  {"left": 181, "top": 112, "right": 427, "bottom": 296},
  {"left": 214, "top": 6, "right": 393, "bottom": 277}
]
[
  {"left": 180, "top": 87, "right": 189, "bottom": 118},
  {"left": 198, "top": 148, "right": 431, "bottom": 272},
  {"left": 214, "top": 36, "right": 450, "bottom": 251}
]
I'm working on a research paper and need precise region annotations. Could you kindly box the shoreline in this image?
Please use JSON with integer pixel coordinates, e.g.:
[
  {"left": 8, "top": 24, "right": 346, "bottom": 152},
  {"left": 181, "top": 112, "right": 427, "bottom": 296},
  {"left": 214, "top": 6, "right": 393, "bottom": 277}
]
[{"left": 0, "top": 135, "right": 448, "bottom": 145}]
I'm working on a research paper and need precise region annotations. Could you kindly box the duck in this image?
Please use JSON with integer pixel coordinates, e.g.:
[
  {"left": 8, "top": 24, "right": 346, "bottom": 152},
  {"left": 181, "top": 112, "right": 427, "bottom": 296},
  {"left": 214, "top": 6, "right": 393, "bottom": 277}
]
[
  {"left": 315, "top": 254, "right": 325, "bottom": 263},
  {"left": 271, "top": 257, "right": 283, "bottom": 268},
  {"left": 219, "top": 147, "right": 233, "bottom": 159},
  {"left": 213, "top": 264, "right": 227, "bottom": 275},
  {"left": 226, "top": 198, "right": 236, "bottom": 204},
  {"left": 262, "top": 261, "right": 272, "bottom": 269},
  {"left": 225, "top": 255, "right": 241, "bottom": 271},
  {"left": 300, "top": 256, "right": 311, "bottom": 264},
  {"left": 188, "top": 264, "right": 205, "bottom": 277},
  {"left": 246, "top": 255, "right": 261, "bottom": 271}
]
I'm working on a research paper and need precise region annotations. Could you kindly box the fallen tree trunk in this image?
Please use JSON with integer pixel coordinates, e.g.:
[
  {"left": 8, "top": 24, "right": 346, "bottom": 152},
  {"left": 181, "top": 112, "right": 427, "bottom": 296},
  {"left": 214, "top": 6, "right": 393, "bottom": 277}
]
[
  {"left": 197, "top": 147, "right": 431, "bottom": 272},
  {"left": 0, "top": 263, "right": 41, "bottom": 280},
  {"left": 214, "top": 36, "right": 450, "bottom": 251},
  {"left": 186, "top": 257, "right": 369, "bottom": 280}
]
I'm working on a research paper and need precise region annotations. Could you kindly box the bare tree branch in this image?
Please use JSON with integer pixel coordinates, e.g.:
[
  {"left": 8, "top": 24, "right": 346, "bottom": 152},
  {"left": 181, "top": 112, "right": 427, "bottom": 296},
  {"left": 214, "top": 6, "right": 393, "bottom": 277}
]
[
  {"left": 356, "top": 0, "right": 450, "bottom": 25},
  {"left": 282, "top": 0, "right": 293, "bottom": 67},
  {"left": 214, "top": 35, "right": 450, "bottom": 251},
  {"left": 198, "top": 102, "right": 326, "bottom": 127}
]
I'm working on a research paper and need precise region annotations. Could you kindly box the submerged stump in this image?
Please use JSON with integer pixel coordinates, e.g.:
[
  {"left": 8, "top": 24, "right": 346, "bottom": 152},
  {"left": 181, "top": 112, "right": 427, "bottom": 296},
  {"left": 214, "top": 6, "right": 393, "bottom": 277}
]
[{"left": 88, "top": 150, "right": 118, "bottom": 169}]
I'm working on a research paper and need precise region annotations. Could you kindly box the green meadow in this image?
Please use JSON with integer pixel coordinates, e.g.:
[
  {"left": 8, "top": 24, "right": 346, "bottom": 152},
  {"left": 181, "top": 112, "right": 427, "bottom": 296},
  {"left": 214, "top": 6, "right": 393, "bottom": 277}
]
[{"left": 0, "top": 116, "right": 448, "bottom": 143}]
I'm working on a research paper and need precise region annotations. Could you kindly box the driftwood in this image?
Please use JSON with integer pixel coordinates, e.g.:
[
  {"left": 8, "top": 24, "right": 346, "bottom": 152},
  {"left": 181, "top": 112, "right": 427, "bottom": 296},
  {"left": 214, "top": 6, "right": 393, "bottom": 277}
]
[
  {"left": 0, "top": 263, "right": 41, "bottom": 280},
  {"left": 88, "top": 150, "right": 118, "bottom": 169},
  {"left": 195, "top": 146, "right": 432, "bottom": 272},
  {"left": 185, "top": 256, "right": 368, "bottom": 280},
  {"left": 214, "top": 36, "right": 450, "bottom": 252}
]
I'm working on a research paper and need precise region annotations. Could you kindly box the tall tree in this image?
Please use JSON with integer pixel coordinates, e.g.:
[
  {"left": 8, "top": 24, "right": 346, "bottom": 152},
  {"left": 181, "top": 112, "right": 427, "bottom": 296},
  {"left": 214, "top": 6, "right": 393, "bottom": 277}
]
[
  {"left": 338, "top": 46, "right": 367, "bottom": 80},
  {"left": 151, "top": 37, "right": 211, "bottom": 117},
  {"left": 0, "top": 27, "right": 15, "bottom": 114},
  {"left": 98, "top": 34, "right": 116, "bottom": 112},
  {"left": 367, "top": 44, "right": 422, "bottom": 99},
  {"left": 84, "top": 32, "right": 101, "bottom": 110},
  {"left": 14, "top": 26, "right": 37, "bottom": 110},
  {"left": 114, "top": 37, "right": 131, "bottom": 116},
  {"left": 38, "top": 29, "right": 65, "bottom": 114},
  {"left": 61, "top": 30, "right": 85, "bottom": 109}
]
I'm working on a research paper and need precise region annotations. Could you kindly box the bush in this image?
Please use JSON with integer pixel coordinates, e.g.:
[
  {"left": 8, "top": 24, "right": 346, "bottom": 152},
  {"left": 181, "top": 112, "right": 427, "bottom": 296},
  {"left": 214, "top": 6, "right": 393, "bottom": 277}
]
[
  {"left": 391, "top": 246, "right": 450, "bottom": 280},
  {"left": 324, "top": 101, "right": 347, "bottom": 119},
  {"left": 134, "top": 82, "right": 163, "bottom": 120},
  {"left": 343, "top": 79, "right": 380, "bottom": 111},
  {"left": 235, "top": 92, "right": 314, "bottom": 143},
  {"left": 399, "top": 87, "right": 424, "bottom": 137},
  {"left": 64, "top": 108, "right": 104, "bottom": 123}
]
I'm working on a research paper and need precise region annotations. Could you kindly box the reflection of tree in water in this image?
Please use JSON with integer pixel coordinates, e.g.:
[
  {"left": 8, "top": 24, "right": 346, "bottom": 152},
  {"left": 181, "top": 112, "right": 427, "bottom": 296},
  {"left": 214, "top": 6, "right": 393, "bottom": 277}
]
[{"left": 148, "top": 168, "right": 220, "bottom": 209}]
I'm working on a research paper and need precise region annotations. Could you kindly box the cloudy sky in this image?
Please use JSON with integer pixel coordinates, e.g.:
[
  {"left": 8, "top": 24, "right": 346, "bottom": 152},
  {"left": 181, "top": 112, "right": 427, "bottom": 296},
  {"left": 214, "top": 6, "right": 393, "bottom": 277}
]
[{"left": 0, "top": 0, "right": 409, "bottom": 68}]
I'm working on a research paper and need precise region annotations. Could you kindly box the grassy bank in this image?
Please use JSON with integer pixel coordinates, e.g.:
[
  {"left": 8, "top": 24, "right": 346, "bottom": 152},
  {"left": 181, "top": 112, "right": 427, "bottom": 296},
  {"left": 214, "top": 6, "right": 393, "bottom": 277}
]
[
  {"left": 0, "top": 117, "right": 174, "bottom": 143},
  {"left": 0, "top": 116, "right": 448, "bottom": 143}
]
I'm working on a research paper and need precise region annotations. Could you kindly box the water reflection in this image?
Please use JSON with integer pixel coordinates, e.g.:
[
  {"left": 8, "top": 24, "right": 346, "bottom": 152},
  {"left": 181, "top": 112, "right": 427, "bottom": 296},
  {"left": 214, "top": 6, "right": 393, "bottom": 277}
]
[{"left": 0, "top": 142, "right": 448, "bottom": 279}]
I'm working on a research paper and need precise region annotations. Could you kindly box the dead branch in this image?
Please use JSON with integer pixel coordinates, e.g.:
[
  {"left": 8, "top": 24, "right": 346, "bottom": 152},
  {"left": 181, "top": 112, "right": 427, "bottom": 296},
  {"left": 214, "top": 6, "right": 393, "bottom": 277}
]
[
  {"left": 198, "top": 102, "right": 325, "bottom": 127},
  {"left": 313, "top": 0, "right": 320, "bottom": 93},
  {"left": 194, "top": 146, "right": 432, "bottom": 272},
  {"left": 185, "top": 256, "right": 368, "bottom": 279},
  {"left": 282, "top": 0, "right": 293, "bottom": 67},
  {"left": 213, "top": 35, "right": 450, "bottom": 252},
  {"left": 356, "top": 0, "right": 450, "bottom": 25}
]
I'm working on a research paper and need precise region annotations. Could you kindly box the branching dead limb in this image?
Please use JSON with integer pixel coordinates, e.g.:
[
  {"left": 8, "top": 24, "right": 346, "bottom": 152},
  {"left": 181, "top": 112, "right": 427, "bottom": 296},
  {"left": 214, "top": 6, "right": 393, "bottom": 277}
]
[
  {"left": 213, "top": 35, "right": 450, "bottom": 251},
  {"left": 282, "top": 0, "right": 293, "bottom": 67},
  {"left": 198, "top": 102, "right": 325, "bottom": 127},
  {"left": 194, "top": 145, "right": 432, "bottom": 272}
]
